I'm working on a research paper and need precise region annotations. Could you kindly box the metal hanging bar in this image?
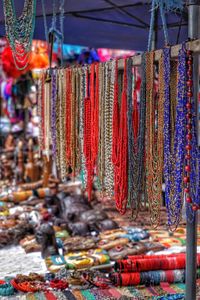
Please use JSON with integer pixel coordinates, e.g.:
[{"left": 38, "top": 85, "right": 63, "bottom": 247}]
[
  {"left": 186, "top": 1, "right": 200, "bottom": 300},
  {"left": 117, "top": 38, "right": 200, "bottom": 68}
]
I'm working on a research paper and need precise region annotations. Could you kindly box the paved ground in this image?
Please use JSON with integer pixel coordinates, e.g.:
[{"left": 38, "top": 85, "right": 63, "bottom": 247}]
[{"left": 0, "top": 245, "right": 46, "bottom": 279}]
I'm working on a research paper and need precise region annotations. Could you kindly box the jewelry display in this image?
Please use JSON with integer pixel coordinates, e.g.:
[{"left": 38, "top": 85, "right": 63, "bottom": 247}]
[{"left": 38, "top": 42, "right": 199, "bottom": 226}]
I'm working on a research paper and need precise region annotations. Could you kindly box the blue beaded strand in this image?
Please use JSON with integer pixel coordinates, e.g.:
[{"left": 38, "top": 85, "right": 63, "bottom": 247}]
[{"left": 163, "top": 44, "right": 187, "bottom": 229}]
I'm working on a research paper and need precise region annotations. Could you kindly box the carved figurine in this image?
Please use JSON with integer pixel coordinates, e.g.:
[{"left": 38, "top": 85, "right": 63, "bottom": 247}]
[
  {"left": 15, "top": 140, "right": 24, "bottom": 183},
  {"left": 35, "top": 223, "right": 58, "bottom": 258}
]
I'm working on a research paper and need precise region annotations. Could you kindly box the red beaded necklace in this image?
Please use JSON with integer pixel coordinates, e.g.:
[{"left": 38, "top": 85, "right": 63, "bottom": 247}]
[
  {"left": 91, "top": 63, "right": 99, "bottom": 168},
  {"left": 113, "top": 59, "right": 128, "bottom": 214},
  {"left": 133, "top": 69, "right": 139, "bottom": 144}
]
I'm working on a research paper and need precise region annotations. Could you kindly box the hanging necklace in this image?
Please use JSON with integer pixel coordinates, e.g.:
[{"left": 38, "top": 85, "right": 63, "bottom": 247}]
[
  {"left": 114, "top": 59, "right": 128, "bottom": 214},
  {"left": 3, "top": 0, "right": 36, "bottom": 70},
  {"left": 51, "top": 69, "right": 57, "bottom": 161},
  {"left": 184, "top": 50, "right": 200, "bottom": 219},
  {"left": 65, "top": 68, "right": 72, "bottom": 168},
  {"left": 127, "top": 57, "right": 138, "bottom": 216},
  {"left": 79, "top": 66, "right": 87, "bottom": 187},
  {"left": 70, "top": 68, "right": 76, "bottom": 175},
  {"left": 163, "top": 45, "right": 187, "bottom": 230},
  {"left": 84, "top": 67, "right": 92, "bottom": 199},
  {"left": 60, "top": 68, "right": 67, "bottom": 180},
  {"left": 38, "top": 72, "right": 45, "bottom": 156},
  {"left": 104, "top": 61, "right": 115, "bottom": 197},
  {"left": 91, "top": 63, "right": 99, "bottom": 176},
  {"left": 136, "top": 53, "right": 147, "bottom": 211},
  {"left": 44, "top": 73, "right": 51, "bottom": 161},
  {"left": 145, "top": 51, "right": 164, "bottom": 227},
  {"left": 98, "top": 63, "right": 106, "bottom": 193}
]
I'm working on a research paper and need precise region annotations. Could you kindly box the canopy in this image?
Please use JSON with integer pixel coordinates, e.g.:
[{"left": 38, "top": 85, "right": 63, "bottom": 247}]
[{"left": 0, "top": 0, "right": 188, "bottom": 50}]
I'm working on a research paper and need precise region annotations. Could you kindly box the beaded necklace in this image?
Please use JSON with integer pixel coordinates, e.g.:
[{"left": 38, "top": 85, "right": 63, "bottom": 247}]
[
  {"left": 71, "top": 68, "right": 76, "bottom": 175},
  {"left": 98, "top": 63, "right": 106, "bottom": 192},
  {"left": 79, "top": 67, "right": 87, "bottom": 187},
  {"left": 137, "top": 54, "right": 147, "bottom": 211},
  {"left": 104, "top": 61, "right": 115, "bottom": 197},
  {"left": 145, "top": 51, "right": 164, "bottom": 227},
  {"left": 84, "top": 68, "right": 92, "bottom": 199},
  {"left": 91, "top": 63, "right": 99, "bottom": 173},
  {"left": 75, "top": 68, "right": 81, "bottom": 173},
  {"left": 185, "top": 50, "right": 200, "bottom": 219},
  {"left": 44, "top": 74, "right": 52, "bottom": 161},
  {"left": 114, "top": 59, "right": 128, "bottom": 214},
  {"left": 3, "top": 0, "right": 36, "bottom": 70},
  {"left": 56, "top": 70, "right": 61, "bottom": 173},
  {"left": 163, "top": 45, "right": 187, "bottom": 230},
  {"left": 65, "top": 68, "right": 72, "bottom": 168},
  {"left": 51, "top": 69, "right": 57, "bottom": 161},
  {"left": 38, "top": 72, "right": 45, "bottom": 156},
  {"left": 127, "top": 57, "right": 137, "bottom": 214},
  {"left": 60, "top": 68, "right": 67, "bottom": 180}
]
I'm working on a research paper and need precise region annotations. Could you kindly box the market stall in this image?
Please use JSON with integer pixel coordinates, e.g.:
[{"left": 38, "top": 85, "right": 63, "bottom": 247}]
[{"left": 0, "top": 1, "right": 199, "bottom": 300}]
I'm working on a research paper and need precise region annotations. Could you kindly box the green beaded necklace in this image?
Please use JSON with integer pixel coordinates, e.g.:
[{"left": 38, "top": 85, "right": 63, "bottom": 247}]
[{"left": 3, "top": 0, "right": 37, "bottom": 70}]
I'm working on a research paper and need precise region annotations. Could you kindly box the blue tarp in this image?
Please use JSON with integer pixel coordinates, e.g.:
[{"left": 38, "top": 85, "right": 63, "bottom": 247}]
[{"left": 0, "top": 0, "right": 188, "bottom": 50}]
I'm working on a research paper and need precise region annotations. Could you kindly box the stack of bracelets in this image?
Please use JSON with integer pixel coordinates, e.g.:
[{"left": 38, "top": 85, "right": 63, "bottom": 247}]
[
  {"left": 111, "top": 253, "right": 200, "bottom": 286},
  {"left": 114, "top": 253, "right": 200, "bottom": 272}
]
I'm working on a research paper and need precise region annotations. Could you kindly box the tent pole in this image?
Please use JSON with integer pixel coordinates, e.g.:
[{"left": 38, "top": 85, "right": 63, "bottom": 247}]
[{"left": 186, "top": 1, "right": 200, "bottom": 300}]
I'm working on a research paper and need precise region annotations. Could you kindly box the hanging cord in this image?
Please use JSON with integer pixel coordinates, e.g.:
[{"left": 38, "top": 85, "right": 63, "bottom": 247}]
[
  {"left": 59, "top": 0, "right": 65, "bottom": 67},
  {"left": 41, "top": 0, "right": 48, "bottom": 43},
  {"left": 148, "top": 0, "right": 156, "bottom": 51},
  {"left": 42, "top": 0, "right": 65, "bottom": 68},
  {"left": 176, "top": 12, "right": 183, "bottom": 44},
  {"left": 159, "top": 1, "right": 169, "bottom": 46},
  {"left": 148, "top": 1, "right": 185, "bottom": 51}
]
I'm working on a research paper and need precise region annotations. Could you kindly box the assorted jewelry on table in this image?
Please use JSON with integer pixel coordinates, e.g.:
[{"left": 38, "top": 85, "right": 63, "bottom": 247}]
[{"left": 38, "top": 43, "right": 199, "bottom": 229}]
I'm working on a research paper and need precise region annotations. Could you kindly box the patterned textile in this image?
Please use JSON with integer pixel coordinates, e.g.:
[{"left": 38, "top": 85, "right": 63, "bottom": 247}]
[{"left": 45, "top": 249, "right": 110, "bottom": 272}]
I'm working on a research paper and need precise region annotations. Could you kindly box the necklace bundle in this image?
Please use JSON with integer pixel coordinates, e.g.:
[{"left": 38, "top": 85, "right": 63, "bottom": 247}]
[
  {"left": 136, "top": 54, "right": 147, "bottom": 211},
  {"left": 65, "top": 68, "right": 72, "bottom": 168},
  {"left": 84, "top": 68, "right": 92, "bottom": 200},
  {"left": 51, "top": 69, "right": 57, "bottom": 161},
  {"left": 163, "top": 45, "right": 187, "bottom": 230},
  {"left": 38, "top": 72, "right": 45, "bottom": 155},
  {"left": 145, "top": 51, "right": 164, "bottom": 227},
  {"left": 184, "top": 50, "right": 200, "bottom": 219},
  {"left": 97, "top": 63, "right": 105, "bottom": 192},
  {"left": 79, "top": 67, "right": 87, "bottom": 187},
  {"left": 128, "top": 55, "right": 146, "bottom": 217},
  {"left": 3, "top": 0, "right": 36, "bottom": 70},
  {"left": 113, "top": 59, "right": 128, "bottom": 214},
  {"left": 104, "top": 61, "right": 115, "bottom": 197}
]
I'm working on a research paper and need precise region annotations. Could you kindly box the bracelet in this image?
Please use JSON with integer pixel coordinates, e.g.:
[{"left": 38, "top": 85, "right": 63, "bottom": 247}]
[
  {"left": 0, "top": 282, "right": 15, "bottom": 296},
  {"left": 45, "top": 291, "right": 60, "bottom": 300},
  {"left": 50, "top": 279, "right": 68, "bottom": 290},
  {"left": 62, "top": 290, "right": 77, "bottom": 300}
]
